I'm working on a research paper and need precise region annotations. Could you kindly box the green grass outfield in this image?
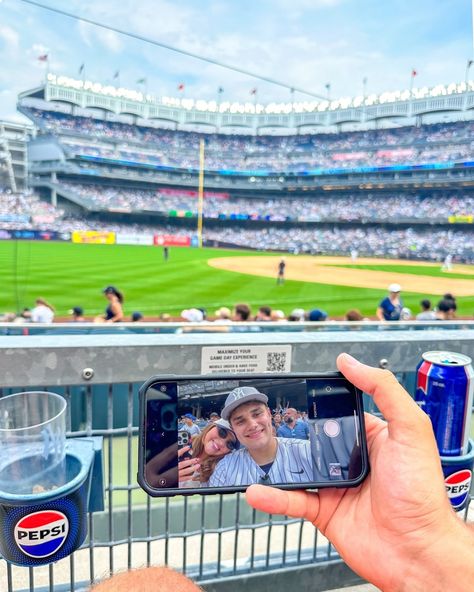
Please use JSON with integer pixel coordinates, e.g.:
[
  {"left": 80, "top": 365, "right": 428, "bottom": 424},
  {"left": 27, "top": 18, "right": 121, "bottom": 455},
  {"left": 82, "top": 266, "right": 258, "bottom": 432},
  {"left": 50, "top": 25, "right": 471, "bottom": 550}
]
[{"left": 1, "top": 241, "right": 474, "bottom": 318}]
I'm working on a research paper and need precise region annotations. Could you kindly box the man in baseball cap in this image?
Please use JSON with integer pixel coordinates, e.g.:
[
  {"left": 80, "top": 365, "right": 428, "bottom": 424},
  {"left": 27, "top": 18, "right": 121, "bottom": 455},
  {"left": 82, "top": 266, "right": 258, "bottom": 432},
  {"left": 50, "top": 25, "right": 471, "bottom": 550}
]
[{"left": 209, "top": 386, "right": 315, "bottom": 486}]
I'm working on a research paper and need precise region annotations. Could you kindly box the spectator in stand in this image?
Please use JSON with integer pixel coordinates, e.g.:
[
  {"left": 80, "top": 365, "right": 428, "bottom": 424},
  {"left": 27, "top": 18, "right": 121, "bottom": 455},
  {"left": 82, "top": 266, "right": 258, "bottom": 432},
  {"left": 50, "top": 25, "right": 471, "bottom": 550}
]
[
  {"left": 416, "top": 299, "right": 437, "bottom": 320},
  {"left": 209, "top": 412, "right": 221, "bottom": 422},
  {"left": 214, "top": 307, "right": 232, "bottom": 323},
  {"left": 435, "top": 299, "right": 453, "bottom": 320},
  {"left": 181, "top": 413, "right": 201, "bottom": 437},
  {"left": 271, "top": 310, "right": 286, "bottom": 321},
  {"left": 31, "top": 298, "right": 55, "bottom": 323},
  {"left": 97, "top": 286, "right": 124, "bottom": 323},
  {"left": 131, "top": 311, "right": 144, "bottom": 322},
  {"left": 288, "top": 308, "right": 306, "bottom": 322},
  {"left": 233, "top": 303, "right": 251, "bottom": 322},
  {"left": 344, "top": 309, "right": 364, "bottom": 321},
  {"left": 255, "top": 306, "right": 272, "bottom": 321},
  {"left": 376, "top": 284, "right": 403, "bottom": 321},
  {"left": 69, "top": 306, "right": 86, "bottom": 322},
  {"left": 181, "top": 308, "right": 204, "bottom": 322},
  {"left": 443, "top": 293, "right": 457, "bottom": 319},
  {"left": 277, "top": 407, "right": 309, "bottom": 440},
  {"left": 308, "top": 309, "right": 328, "bottom": 322}
]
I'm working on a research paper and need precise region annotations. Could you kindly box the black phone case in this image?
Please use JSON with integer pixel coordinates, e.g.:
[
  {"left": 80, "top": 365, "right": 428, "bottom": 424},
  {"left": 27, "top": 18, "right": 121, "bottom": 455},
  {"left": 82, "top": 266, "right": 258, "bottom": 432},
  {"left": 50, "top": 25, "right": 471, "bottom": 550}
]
[{"left": 137, "top": 371, "right": 369, "bottom": 497}]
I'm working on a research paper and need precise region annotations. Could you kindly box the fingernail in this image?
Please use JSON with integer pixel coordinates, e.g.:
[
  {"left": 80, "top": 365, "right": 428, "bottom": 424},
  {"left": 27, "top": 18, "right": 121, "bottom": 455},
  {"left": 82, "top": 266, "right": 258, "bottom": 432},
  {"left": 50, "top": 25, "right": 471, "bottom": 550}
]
[{"left": 341, "top": 353, "right": 359, "bottom": 366}]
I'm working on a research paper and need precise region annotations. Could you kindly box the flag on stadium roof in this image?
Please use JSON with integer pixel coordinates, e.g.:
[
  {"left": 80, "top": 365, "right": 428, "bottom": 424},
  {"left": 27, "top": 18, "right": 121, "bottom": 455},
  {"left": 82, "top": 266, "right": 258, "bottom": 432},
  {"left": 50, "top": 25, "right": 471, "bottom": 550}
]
[
  {"left": 218, "top": 86, "right": 224, "bottom": 94},
  {"left": 177, "top": 83, "right": 185, "bottom": 91},
  {"left": 37, "top": 54, "right": 48, "bottom": 62},
  {"left": 78, "top": 63, "right": 84, "bottom": 75},
  {"left": 137, "top": 77, "right": 147, "bottom": 84},
  {"left": 250, "top": 87, "right": 257, "bottom": 95},
  {"left": 113, "top": 70, "right": 120, "bottom": 80},
  {"left": 411, "top": 69, "right": 418, "bottom": 77}
]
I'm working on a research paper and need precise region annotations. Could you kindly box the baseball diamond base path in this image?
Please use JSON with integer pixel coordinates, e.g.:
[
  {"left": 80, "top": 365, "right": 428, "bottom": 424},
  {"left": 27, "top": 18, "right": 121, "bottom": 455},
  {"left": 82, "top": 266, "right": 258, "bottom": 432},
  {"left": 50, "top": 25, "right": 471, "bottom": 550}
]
[{"left": 208, "top": 256, "right": 474, "bottom": 296}]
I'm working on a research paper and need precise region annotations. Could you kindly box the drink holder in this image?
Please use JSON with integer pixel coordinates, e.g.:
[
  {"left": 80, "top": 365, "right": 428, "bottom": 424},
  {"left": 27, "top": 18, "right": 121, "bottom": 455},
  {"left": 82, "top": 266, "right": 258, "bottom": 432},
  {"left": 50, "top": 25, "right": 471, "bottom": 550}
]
[
  {"left": 0, "top": 437, "right": 104, "bottom": 566},
  {"left": 441, "top": 438, "right": 474, "bottom": 512}
]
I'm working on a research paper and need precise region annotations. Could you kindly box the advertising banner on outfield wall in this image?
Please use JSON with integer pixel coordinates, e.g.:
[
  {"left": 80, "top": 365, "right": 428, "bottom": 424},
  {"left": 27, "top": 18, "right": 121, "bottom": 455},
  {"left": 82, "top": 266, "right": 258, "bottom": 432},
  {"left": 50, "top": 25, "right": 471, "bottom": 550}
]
[
  {"left": 116, "top": 233, "right": 154, "bottom": 246},
  {"left": 0, "top": 229, "right": 70, "bottom": 241},
  {"left": 72, "top": 230, "right": 116, "bottom": 244},
  {"left": 153, "top": 234, "right": 191, "bottom": 247}
]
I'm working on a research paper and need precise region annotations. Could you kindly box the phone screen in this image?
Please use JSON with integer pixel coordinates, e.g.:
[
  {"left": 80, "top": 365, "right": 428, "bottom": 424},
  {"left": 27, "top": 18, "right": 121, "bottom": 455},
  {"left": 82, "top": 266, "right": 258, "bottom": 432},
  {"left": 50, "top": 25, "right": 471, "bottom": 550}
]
[{"left": 140, "top": 374, "right": 366, "bottom": 493}]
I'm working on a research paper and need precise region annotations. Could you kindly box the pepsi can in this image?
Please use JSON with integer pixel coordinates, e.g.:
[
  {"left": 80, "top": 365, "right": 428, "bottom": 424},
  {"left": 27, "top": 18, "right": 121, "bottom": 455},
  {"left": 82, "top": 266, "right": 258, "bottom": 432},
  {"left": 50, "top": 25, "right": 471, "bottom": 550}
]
[
  {"left": 441, "top": 439, "right": 474, "bottom": 512},
  {"left": 415, "top": 351, "right": 474, "bottom": 456}
]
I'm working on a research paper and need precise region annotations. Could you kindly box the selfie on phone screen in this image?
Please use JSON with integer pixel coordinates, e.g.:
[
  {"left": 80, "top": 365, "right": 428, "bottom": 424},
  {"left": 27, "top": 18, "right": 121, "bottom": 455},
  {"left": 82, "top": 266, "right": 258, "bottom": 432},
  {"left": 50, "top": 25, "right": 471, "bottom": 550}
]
[{"left": 140, "top": 374, "right": 367, "bottom": 494}]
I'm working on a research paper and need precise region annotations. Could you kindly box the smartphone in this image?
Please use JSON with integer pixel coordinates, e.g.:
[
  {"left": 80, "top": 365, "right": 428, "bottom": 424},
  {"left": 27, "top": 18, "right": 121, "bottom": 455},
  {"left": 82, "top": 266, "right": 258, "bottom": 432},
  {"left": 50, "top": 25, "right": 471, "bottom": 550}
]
[{"left": 138, "top": 372, "right": 369, "bottom": 496}]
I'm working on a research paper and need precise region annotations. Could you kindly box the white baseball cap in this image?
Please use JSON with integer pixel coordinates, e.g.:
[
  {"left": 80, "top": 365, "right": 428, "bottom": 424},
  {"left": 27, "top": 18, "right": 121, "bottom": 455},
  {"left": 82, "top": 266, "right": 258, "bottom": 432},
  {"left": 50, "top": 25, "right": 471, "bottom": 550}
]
[
  {"left": 181, "top": 308, "right": 204, "bottom": 322},
  {"left": 388, "top": 283, "right": 401, "bottom": 293},
  {"left": 221, "top": 386, "right": 268, "bottom": 420}
]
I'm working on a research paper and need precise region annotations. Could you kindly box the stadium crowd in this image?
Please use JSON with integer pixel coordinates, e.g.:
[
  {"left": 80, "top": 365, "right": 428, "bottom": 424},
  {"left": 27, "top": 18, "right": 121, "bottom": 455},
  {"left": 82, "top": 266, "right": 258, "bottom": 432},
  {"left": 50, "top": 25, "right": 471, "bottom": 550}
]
[
  {"left": 58, "top": 182, "right": 474, "bottom": 222},
  {"left": 26, "top": 107, "right": 474, "bottom": 172},
  {"left": 1, "top": 190, "right": 474, "bottom": 262}
]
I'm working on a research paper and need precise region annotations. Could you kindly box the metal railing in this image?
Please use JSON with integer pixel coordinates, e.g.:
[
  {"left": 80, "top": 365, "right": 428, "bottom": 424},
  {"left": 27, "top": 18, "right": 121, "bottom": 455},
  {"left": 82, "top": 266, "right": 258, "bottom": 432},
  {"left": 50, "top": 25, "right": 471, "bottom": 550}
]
[{"left": 1, "top": 329, "right": 473, "bottom": 592}]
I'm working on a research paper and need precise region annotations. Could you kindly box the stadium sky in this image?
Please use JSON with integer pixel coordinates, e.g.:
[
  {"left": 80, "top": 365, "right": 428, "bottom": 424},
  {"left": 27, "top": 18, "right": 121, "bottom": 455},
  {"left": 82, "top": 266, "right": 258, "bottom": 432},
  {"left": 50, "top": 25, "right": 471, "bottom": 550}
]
[{"left": 0, "top": 0, "right": 472, "bottom": 122}]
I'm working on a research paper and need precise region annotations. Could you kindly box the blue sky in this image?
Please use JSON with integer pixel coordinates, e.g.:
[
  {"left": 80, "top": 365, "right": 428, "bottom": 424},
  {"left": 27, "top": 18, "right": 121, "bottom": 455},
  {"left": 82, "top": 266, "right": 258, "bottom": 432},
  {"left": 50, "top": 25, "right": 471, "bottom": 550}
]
[{"left": 0, "top": 0, "right": 472, "bottom": 121}]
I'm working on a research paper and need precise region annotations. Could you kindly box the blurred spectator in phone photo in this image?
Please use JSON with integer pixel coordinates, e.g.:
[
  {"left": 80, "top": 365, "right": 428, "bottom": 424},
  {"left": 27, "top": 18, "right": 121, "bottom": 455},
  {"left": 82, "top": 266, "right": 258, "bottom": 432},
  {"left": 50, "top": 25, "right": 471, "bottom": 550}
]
[
  {"left": 209, "top": 412, "right": 221, "bottom": 423},
  {"left": 277, "top": 408, "right": 309, "bottom": 440},
  {"left": 416, "top": 299, "right": 437, "bottom": 320},
  {"left": 69, "top": 306, "right": 86, "bottom": 322},
  {"left": 31, "top": 297, "right": 55, "bottom": 323},
  {"left": 233, "top": 303, "right": 251, "bottom": 321},
  {"left": 181, "top": 413, "right": 201, "bottom": 437}
]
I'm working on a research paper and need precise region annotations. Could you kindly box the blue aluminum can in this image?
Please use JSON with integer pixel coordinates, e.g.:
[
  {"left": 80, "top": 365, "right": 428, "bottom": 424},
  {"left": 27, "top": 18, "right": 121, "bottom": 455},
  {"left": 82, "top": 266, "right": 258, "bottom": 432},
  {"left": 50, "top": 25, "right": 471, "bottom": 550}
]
[{"left": 415, "top": 351, "right": 474, "bottom": 456}]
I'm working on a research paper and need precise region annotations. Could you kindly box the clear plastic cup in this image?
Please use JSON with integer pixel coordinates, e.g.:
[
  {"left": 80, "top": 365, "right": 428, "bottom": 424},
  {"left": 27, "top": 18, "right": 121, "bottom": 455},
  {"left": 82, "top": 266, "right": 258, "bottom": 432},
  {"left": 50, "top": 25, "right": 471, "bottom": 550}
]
[{"left": 0, "top": 391, "right": 67, "bottom": 495}]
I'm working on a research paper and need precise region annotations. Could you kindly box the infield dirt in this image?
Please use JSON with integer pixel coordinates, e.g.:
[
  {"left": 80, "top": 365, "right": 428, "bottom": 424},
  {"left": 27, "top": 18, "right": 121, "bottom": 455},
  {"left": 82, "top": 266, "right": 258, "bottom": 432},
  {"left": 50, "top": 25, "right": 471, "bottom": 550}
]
[{"left": 208, "top": 256, "right": 474, "bottom": 296}]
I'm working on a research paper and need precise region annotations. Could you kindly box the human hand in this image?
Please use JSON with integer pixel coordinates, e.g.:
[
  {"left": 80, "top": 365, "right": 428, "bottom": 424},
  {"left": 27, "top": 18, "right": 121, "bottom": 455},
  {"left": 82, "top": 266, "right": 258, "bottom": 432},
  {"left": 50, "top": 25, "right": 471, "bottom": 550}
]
[
  {"left": 144, "top": 442, "right": 179, "bottom": 488},
  {"left": 246, "top": 353, "right": 474, "bottom": 591},
  {"left": 178, "top": 446, "right": 200, "bottom": 483}
]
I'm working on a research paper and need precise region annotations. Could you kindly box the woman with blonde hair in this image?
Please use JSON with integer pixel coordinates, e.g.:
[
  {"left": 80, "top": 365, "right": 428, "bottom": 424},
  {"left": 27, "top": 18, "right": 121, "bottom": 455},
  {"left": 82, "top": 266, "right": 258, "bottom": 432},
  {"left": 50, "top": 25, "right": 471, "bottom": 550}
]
[
  {"left": 31, "top": 297, "right": 55, "bottom": 323},
  {"left": 179, "top": 419, "right": 238, "bottom": 487}
]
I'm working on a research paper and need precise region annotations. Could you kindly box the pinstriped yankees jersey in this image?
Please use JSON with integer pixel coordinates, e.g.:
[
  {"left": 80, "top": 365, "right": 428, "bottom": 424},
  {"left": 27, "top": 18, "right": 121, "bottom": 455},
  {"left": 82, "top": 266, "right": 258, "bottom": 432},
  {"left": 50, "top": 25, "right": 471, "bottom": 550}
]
[{"left": 208, "top": 437, "right": 314, "bottom": 486}]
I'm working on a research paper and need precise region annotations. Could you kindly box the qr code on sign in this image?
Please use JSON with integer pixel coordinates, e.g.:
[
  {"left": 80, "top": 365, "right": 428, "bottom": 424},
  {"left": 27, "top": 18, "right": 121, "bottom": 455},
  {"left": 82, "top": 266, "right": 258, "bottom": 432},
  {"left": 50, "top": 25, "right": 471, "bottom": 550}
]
[{"left": 266, "top": 352, "right": 287, "bottom": 372}]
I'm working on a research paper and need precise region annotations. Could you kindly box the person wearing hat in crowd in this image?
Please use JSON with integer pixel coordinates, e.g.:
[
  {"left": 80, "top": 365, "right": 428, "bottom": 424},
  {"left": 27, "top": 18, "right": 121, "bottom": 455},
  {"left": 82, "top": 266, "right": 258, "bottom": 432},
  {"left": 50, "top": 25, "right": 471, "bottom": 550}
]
[
  {"left": 181, "top": 413, "right": 201, "bottom": 437},
  {"left": 178, "top": 419, "right": 238, "bottom": 487},
  {"left": 209, "top": 412, "right": 221, "bottom": 422},
  {"left": 376, "top": 283, "right": 403, "bottom": 321},
  {"left": 208, "top": 387, "right": 315, "bottom": 486},
  {"left": 131, "top": 311, "right": 144, "bottom": 322},
  {"left": 97, "top": 286, "right": 124, "bottom": 323},
  {"left": 181, "top": 308, "right": 204, "bottom": 323},
  {"left": 308, "top": 308, "right": 328, "bottom": 322},
  {"left": 70, "top": 306, "right": 85, "bottom": 322}
]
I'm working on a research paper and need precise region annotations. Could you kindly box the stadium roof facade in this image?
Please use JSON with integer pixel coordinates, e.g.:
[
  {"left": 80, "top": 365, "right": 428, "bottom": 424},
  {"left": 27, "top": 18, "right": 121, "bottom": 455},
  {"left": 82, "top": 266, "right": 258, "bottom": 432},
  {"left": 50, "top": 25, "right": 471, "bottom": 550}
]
[{"left": 18, "top": 73, "right": 474, "bottom": 134}]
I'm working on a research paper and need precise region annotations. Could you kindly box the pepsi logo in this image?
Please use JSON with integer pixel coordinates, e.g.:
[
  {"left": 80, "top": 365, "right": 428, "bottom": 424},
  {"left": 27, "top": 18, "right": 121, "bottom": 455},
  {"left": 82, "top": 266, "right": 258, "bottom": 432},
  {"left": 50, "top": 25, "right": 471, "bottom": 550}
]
[
  {"left": 14, "top": 510, "right": 69, "bottom": 558},
  {"left": 445, "top": 469, "right": 472, "bottom": 509}
]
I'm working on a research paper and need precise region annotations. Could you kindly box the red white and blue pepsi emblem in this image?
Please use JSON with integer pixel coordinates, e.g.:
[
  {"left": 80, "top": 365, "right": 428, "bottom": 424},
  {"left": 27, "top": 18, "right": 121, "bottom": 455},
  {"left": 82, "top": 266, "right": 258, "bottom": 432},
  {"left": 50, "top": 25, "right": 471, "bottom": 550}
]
[
  {"left": 445, "top": 470, "right": 472, "bottom": 509},
  {"left": 14, "top": 510, "right": 69, "bottom": 558}
]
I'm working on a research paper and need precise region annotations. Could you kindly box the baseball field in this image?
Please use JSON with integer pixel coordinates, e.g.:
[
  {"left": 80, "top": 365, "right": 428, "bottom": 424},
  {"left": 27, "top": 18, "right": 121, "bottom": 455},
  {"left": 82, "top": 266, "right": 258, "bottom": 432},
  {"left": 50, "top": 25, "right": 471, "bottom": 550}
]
[{"left": 1, "top": 240, "right": 474, "bottom": 318}]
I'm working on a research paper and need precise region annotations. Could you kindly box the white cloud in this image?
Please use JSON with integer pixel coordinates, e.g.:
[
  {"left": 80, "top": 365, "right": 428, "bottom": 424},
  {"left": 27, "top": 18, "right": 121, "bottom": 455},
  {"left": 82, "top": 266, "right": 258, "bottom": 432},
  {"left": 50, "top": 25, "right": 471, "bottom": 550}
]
[{"left": 0, "top": 24, "right": 19, "bottom": 51}]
